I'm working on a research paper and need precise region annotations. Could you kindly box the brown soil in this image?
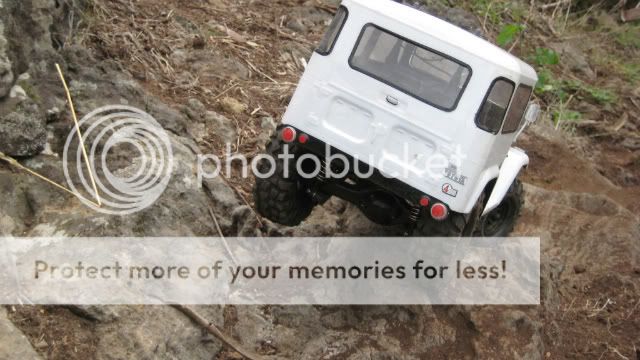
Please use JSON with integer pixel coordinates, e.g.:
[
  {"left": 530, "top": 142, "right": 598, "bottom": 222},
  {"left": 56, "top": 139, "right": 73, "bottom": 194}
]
[{"left": 6, "top": 306, "right": 98, "bottom": 360}]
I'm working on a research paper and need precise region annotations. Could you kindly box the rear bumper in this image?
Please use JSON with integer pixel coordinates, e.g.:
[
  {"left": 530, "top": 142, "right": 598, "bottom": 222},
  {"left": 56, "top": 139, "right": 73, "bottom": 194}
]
[{"left": 283, "top": 125, "right": 449, "bottom": 208}]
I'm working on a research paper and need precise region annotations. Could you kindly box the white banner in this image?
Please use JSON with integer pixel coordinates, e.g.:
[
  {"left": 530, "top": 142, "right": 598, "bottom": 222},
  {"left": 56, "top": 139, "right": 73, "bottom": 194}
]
[{"left": 0, "top": 237, "right": 540, "bottom": 305}]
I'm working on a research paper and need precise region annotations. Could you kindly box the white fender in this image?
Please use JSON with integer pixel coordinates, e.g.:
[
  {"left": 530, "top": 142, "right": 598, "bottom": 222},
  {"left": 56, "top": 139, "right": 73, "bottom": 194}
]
[{"left": 483, "top": 148, "right": 529, "bottom": 216}]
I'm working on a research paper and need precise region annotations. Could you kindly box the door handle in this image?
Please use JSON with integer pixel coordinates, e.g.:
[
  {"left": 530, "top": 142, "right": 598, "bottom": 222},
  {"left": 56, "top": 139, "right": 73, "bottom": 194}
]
[{"left": 386, "top": 95, "right": 399, "bottom": 106}]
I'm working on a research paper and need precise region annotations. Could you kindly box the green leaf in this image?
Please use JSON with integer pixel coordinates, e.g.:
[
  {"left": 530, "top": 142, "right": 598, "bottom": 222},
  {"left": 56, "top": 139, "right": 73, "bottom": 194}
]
[
  {"left": 533, "top": 48, "right": 560, "bottom": 66},
  {"left": 497, "top": 24, "right": 524, "bottom": 47}
]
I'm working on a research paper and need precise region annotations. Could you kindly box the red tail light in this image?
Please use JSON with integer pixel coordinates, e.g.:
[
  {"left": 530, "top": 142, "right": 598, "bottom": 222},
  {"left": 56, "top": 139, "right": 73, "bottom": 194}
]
[
  {"left": 281, "top": 127, "right": 296, "bottom": 143},
  {"left": 430, "top": 203, "right": 448, "bottom": 221},
  {"left": 419, "top": 196, "right": 430, "bottom": 207},
  {"left": 298, "top": 133, "right": 309, "bottom": 144}
]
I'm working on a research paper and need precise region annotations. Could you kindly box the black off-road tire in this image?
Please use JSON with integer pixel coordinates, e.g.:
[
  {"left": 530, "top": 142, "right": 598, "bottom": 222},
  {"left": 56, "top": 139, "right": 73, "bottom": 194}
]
[
  {"left": 477, "top": 179, "right": 524, "bottom": 237},
  {"left": 254, "top": 137, "right": 314, "bottom": 226},
  {"left": 412, "top": 193, "right": 486, "bottom": 237}
]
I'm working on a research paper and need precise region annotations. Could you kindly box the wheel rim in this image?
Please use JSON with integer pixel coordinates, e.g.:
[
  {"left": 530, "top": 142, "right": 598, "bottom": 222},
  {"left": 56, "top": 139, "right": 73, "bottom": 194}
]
[{"left": 480, "top": 199, "right": 514, "bottom": 237}]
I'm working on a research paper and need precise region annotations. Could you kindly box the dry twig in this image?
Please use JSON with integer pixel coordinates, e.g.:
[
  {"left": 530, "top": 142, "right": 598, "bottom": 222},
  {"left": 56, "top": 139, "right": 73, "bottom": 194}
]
[{"left": 172, "top": 305, "right": 266, "bottom": 360}]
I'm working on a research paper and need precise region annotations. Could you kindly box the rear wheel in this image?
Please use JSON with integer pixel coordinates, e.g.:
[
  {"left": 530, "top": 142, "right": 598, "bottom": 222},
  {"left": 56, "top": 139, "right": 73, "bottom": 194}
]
[
  {"left": 253, "top": 137, "right": 314, "bottom": 226},
  {"left": 477, "top": 179, "right": 524, "bottom": 237}
]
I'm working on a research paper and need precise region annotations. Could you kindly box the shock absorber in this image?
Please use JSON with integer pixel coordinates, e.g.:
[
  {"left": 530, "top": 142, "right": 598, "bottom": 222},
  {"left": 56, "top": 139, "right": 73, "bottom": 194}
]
[
  {"left": 316, "top": 158, "right": 328, "bottom": 183},
  {"left": 408, "top": 205, "right": 421, "bottom": 224}
]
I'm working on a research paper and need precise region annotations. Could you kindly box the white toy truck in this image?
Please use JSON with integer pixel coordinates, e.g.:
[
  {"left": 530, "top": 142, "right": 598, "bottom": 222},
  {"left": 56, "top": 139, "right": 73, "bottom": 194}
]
[{"left": 254, "top": 0, "right": 540, "bottom": 236}]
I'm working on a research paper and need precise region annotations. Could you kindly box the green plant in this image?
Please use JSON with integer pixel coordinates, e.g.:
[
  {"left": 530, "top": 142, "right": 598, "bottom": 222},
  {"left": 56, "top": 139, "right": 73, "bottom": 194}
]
[
  {"left": 496, "top": 24, "right": 524, "bottom": 47},
  {"left": 471, "top": 0, "right": 505, "bottom": 26},
  {"left": 535, "top": 68, "right": 554, "bottom": 93},
  {"left": 621, "top": 63, "right": 640, "bottom": 83},
  {"left": 534, "top": 69, "right": 570, "bottom": 101},
  {"left": 585, "top": 86, "right": 617, "bottom": 104},
  {"left": 615, "top": 28, "right": 640, "bottom": 49},
  {"left": 552, "top": 109, "right": 582, "bottom": 132},
  {"left": 532, "top": 48, "right": 560, "bottom": 67}
]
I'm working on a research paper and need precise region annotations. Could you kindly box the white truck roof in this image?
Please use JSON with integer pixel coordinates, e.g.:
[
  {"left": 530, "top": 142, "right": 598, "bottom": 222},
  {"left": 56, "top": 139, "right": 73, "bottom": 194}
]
[{"left": 343, "top": 0, "right": 538, "bottom": 83}]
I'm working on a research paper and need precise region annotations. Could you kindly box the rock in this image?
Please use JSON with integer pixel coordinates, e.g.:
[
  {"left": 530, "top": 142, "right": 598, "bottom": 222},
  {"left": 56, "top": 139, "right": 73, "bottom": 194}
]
[
  {"left": 231, "top": 206, "right": 262, "bottom": 237},
  {"left": 187, "top": 98, "right": 206, "bottom": 118},
  {"left": 69, "top": 79, "right": 98, "bottom": 97},
  {"left": 0, "top": 20, "right": 14, "bottom": 98},
  {"left": 220, "top": 96, "right": 247, "bottom": 114},
  {"left": 257, "top": 116, "right": 277, "bottom": 145},
  {"left": 45, "top": 106, "right": 61, "bottom": 123},
  {"left": 0, "top": 211, "right": 18, "bottom": 235},
  {"left": 0, "top": 308, "right": 42, "bottom": 359},
  {"left": 146, "top": 100, "right": 189, "bottom": 135},
  {"left": 260, "top": 116, "right": 277, "bottom": 132},
  {"left": 286, "top": 18, "right": 308, "bottom": 33},
  {"left": 204, "top": 110, "right": 237, "bottom": 144},
  {"left": 192, "top": 35, "right": 206, "bottom": 49},
  {"left": 549, "top": 42, "right": 596, "bottom": 81},
  {"left": 203, "top": 176, "right": 241, "bottom": 215},
  {"left": 9, "top": 84, "right": 27, "bottom": 100},
  {"left": 0, "top": 59, "right": 14, "bottom": 98},
  {"left": 573, "top": 265, "right": 586, "bottom": 274},
  {"left": 94, "top": 306, "right": 223, "bottom": 360},
  {"left": 410, "top": 1, "right": 485, "bottom": 38},
  {"left": 0, "top": 106, "right": 46, "bottom": 157}
]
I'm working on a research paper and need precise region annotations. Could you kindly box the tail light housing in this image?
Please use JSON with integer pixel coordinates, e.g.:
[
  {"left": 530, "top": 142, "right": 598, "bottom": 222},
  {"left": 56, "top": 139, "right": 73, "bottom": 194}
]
[
  {"left": 430, "top": 203, "right": 448, "bottom": 221},
  {"left": 281, "top": 127, "right": 296, "bottom": 143}
]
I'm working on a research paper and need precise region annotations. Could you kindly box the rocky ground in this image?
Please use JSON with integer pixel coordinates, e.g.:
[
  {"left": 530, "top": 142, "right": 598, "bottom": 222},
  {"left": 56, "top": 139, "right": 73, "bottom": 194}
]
[{"left": 0, "top": 0, "right": 638, "bottom": 359}]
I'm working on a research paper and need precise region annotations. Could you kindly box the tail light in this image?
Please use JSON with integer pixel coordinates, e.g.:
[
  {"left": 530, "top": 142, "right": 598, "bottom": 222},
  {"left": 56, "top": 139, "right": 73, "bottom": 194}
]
[
  {"left": 430, "top": 203, "right": 448, "bottom": 221},
  {"left": 298, "top": 133, "right": 309, "bottom": 144},
  {"left": 419, "top": 196, "right": 430, "bottom": 207},
  {"left": 281, "top": 127, "right": 296, "bottom": 143}
]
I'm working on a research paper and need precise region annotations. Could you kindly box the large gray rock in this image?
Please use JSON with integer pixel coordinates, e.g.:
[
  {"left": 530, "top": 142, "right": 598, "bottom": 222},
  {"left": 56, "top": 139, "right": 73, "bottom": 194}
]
[{"left": 0, "top": 308, "right": 42, "bottom": 360}]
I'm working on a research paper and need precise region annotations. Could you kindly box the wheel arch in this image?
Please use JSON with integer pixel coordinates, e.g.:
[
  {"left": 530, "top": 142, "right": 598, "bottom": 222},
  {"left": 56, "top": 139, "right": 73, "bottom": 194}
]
[{"left": 482, "top": 148, "right": 529, "bottom": 216}]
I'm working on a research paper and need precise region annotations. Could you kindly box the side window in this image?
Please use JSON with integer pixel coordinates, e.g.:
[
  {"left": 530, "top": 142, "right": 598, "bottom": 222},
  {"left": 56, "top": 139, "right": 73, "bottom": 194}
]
[
  {"left": 476, "top": 79, "right": 515, "bottom": 134},
  {"left": 316, "top": 6, "right": 348, "bottom": 55},
  {"left": 502, "top": 85, "right": 533, "bottom": 134}
]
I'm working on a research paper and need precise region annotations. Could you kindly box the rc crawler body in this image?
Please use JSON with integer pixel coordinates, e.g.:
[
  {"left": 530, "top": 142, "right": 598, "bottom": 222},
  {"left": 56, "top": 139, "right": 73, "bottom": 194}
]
[{"left": 254, "top": 0, "right": 540, "bottom": 236}]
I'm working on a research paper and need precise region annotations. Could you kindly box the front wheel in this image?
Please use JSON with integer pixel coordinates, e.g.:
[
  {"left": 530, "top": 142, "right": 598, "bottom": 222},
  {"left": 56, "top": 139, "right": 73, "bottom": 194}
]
[
  {"left": 253, "top": 137, "right": 314, "bottom": 226},
  {"left": 477, "top": 179, "right": 524, "bottom": 237}
]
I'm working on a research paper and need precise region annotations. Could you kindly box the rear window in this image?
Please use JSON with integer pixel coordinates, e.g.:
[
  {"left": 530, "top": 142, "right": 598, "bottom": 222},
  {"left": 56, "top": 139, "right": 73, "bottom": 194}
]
[
  {"left": 349, "top": 25, "right": 471, "bottom": 111},
  {"left": 316, "top": 6, "right": 348, "bottom": 55},
  {"left": 476, "top": 79, "right": 515, "bottom": 134},
  {"left": 502, "top": 85, "right": 533, "bottom": 134}
]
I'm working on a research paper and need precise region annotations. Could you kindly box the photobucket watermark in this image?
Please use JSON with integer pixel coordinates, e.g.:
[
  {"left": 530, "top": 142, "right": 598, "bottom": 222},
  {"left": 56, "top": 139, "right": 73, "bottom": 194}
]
[
  {"left": 60, "top": 103, "right": 469, "bottom": 215},
  {"left": 63, "top": 105, "right": 173, "bottom": 215},
  {"left": 197, "top": 142, "right": 468, "bottom": 184}
]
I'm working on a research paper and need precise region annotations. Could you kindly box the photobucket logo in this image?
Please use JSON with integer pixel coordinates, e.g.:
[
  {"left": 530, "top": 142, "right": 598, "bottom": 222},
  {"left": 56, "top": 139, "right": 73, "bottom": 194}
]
[
  {"left": 63, "top": 105, "right": 173, "bottom": 215},
  {"left": 198, "top": 142, "right": 467, "bottom": 183}
]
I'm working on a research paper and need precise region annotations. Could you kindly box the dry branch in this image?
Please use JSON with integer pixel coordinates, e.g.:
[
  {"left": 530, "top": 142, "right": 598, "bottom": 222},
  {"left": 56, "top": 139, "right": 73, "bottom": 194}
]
[{"left": 172, "top": 305, "right": 266, "bottom": 360}]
